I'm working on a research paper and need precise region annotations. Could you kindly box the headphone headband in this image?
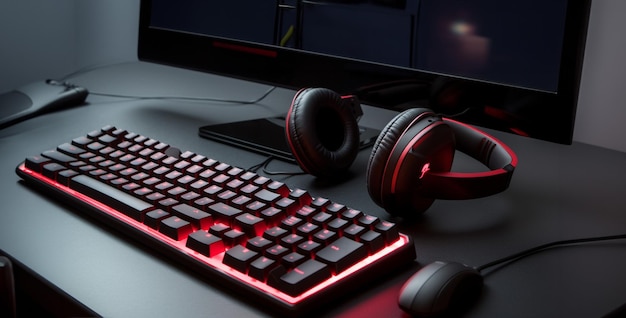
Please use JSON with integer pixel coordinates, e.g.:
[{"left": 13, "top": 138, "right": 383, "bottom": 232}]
[
  {"left": 419, "top": 118, "right": 517, "bottom": 199},
  {"left": 368, "top": 108, "right": 518, "bottom": 216}
]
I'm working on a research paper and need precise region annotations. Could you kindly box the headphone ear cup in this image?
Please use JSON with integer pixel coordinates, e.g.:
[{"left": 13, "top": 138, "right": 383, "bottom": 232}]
[
  {"left": 285, "top": 88, "right": 360, "bottom": 178},
  {"left": 367, "top": 108, "right": 431, "bottom": 212},
  {"left": 367, "top": 108, "right": 455, "bottom": 216}
]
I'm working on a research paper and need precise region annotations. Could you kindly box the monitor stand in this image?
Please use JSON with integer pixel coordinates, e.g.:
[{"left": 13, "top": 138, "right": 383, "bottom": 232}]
[{"left": 198, "top": 116, "right": 380, "bottom": 163}]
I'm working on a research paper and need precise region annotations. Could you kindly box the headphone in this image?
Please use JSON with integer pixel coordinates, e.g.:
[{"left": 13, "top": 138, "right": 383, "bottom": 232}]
[{"left": 285, "top": 87, "right": 518, "bottom": 217}]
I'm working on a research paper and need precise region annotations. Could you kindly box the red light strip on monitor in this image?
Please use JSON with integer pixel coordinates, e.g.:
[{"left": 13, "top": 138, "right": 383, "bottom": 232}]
[
  {"left": 212, "top": 41, "right": 278, "bottom": 58},
  {"left": 18, "top": 163, "right": 411, "bottom": 305}
]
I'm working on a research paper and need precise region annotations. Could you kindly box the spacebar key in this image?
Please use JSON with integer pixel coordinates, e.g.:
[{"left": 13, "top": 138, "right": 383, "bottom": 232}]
[{"left": 70, "top": 175, "right": 153, "bottom": 221}]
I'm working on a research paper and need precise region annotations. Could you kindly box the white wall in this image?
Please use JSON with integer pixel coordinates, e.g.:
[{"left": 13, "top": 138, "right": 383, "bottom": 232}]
[
  {"left": 0, "top": 0, "right": 624, "bottom": 152},
  {"left": 0, "top": 0, "right": 139, "bottom": 92},
  {"left": 574, "top": 0, "right": 626, "bottom": 153},
  {"left": 0, "top": 1, "right": 77, "bottom": 91}
]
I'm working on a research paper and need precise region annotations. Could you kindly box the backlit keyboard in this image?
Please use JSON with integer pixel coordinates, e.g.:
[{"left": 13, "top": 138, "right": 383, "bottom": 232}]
[{"left": 15, "top": 125, "right": 415, "bottom": 316}]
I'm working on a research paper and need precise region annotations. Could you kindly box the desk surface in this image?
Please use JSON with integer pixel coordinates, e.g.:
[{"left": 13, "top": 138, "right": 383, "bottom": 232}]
[{"left": 2, "top": 62, "right": 626, "bottom": 317}]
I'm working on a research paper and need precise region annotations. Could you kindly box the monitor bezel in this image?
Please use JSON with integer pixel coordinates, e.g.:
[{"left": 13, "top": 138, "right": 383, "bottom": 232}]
[{"left": 137, "top": 0, "right": 591, "bottom": 144}]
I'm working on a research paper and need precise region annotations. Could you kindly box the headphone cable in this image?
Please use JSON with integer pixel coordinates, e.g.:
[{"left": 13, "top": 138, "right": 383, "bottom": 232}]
[{"left": 475, "top": 233, "right": 626, "bottom": 272}]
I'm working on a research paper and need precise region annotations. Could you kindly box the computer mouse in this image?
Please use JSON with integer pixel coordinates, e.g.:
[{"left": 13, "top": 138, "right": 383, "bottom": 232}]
[
  {"left": 398, "top": 261, "right": 483, "bottom": 317},
  {"left": 0, "top": 79, "right": 88, "bottom": 129}
]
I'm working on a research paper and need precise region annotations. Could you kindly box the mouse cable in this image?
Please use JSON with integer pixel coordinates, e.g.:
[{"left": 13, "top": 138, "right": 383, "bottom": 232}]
[
  {"left": 87, "top": 86, "right": 277, "bottom": 105},
  {"left": 48, "top": 79, "right": 277, "bottom": 105},
  {"left": 248, "top": 156, "right": 307, "bottom": 177},
  {"left": 50, "top": 60, "right": 278, "bottom": 105},
  {"left": 475, "top": 233, "right": 626, "bottom": 272}
]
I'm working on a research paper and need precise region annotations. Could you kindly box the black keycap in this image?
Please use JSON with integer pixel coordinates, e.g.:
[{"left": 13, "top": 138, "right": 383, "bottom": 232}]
[
  {"left": 223, "top": 229, "right": 246, "bottom": 247},
  {"left": 159, "top": 216, "right": 193, "bottom": 241},
  {"left": 56, "top": 169, "right": 79, "bottom": 186},
  {"left": 315, "top": 237, "right": 367, "bottom": 274},
  {"left": 223, "top": 244, "right": 259, "bottom": 273},
  {"left": 42, "top": 162, "right": 66, "bottom": 180},
  {"left": 268, "top": 259, "right": 331, "bottom": 297},
  {"left": 360, "top": 230, "right": 386, "bottom": 254},
  {"left": 296, "top": 240, "right": 322, "bottom": 257},
  {"left": 254, "top": 189, "right": 281, "bottom": 204},
  {"left": 57, "top": 142, "right": 86, "bottom": 156},
  {"left": 42, "top": 150, "right": 76, "bottom": 164},
  {"left": 172, "top": 203, "right": 213, "bottom": 229},
  {"left": 265, "top": 244, "right": 290, "bottom": 260},
  {"left": 282, "top": 252, "right": 306, "bottom": 269},
  {"left": 208, "top": 202, "right": 243, "bottom": 225},
  {"left": 234, "top": 213, "right": 266, "bottom": 237},
  {"left": 375, "top": 220, "right": 400, "bottom": 244},
  {"left": 209, "top": 223, "right": 230, "bottom": 237},
  {"left": 343, "top": 224, "right": 367, "bottom": 241},
  {"left": 312, "top": 229, "right": 337, "bottom": 246},
  {"left": 248, "top": 256, "right": 279, "bottom": 282},
  {"left": 24, "top": 155, "right": 49, "bottom": 172},
  {"left": 186, "top": 231, "right": 224, "bottom": 257},
  {"left": 263, "top": 226, "right": 288, "bottom": 243},
  {"left": 246, "top": 236, "right": 273, "bottom": 252},
  {"left": 144, "top": 209, "right": 170, "bottom": 229},
  {"left": 70, "top": 174, "right": 153, "bottom": 221}
]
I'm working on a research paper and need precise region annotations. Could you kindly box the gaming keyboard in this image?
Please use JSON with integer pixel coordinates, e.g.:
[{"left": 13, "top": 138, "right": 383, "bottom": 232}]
[{"left": 15, "top": 125, "right": 415, "bottom": 316}]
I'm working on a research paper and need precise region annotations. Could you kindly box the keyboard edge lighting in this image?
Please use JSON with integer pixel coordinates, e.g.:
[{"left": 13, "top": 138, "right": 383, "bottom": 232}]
[{"left": 17, "top": 163, "right": 413, "bottom": 305}]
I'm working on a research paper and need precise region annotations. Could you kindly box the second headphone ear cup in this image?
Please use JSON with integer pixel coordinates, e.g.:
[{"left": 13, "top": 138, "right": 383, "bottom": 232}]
[
  {"left": 367, "top": 108, "right": 455, "bottom": 216},
  {"left": 367, "top": 108, "right": 431, "bottom": 213},
  {"left": 285, "top": 88, "right": 361, "bottom": 178}
]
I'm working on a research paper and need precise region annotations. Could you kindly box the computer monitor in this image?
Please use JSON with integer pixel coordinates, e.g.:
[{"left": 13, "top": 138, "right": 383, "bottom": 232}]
[{"left": 138, "top": 0, "right": 591, "bottom": 157}]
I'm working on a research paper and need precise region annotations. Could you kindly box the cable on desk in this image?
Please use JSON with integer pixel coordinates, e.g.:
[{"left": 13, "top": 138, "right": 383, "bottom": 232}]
[
  {"left": 52, "top": 61, "right": 278, "bottom": 105},
  {"left": 476, "top": 233, "right": 626, "bottom": 272},
  {"left": 248, "top": 156, "right": 307, "bottom": 177},
  {"left": 87, "top": 86, "right": 277, "bottom": 105}
]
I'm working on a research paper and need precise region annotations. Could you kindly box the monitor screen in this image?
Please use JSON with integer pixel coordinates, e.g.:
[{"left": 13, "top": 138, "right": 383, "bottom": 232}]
[{"left": 138, "top": 0, "right": 591, "bottom": 145}]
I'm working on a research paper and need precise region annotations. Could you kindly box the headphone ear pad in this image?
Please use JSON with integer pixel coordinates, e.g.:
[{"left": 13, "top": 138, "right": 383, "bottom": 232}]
[
  {"left": 367, "top": 108, "right": 455, "bottom": 216},
  {"left": 285, "top": 88, "right": 360, "bottom": 178},
  {"left": 367, "top": 108, "right": 432, "bottom": 212}
]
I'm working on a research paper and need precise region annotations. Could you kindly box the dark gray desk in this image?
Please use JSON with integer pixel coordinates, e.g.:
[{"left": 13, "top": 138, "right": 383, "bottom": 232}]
[{"left": 2, "top": 62, "right": 626, "bottom": 317}]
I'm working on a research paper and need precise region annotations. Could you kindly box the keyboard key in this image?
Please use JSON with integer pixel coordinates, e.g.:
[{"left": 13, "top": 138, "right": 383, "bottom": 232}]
[
  {"left": 360, "top": 230, "right": 386, "bottom": 254},
  {"left": 70, "top": 174, "right": 153, "bottom": 221},
  {"left": 57, "top": 142, "right": 85, "bottom": 156},
  {"left": 42, "top": 150, "right": 76, "bottom": 164},
  {"left": 263, "top": 226, "right": 288, "bottom": 243},
  {"left": 341, "top": 209, "right": 363, "bottom": 222},
  {"left": 265, "top": 244, "right": 290, "bottom": 260},
  {"left": 208, "top": 202, "right": 243, "bottom": 225},
  {"left": 289, "top": 188, "right": 312, "bottom": 206},
  {"left": 248, "top": 256, "right": 279, "bottom": 281},
  {"left": 223, "top": 244, "right": 259, "bottom": 273},
  {"left": 42, "top": 162, "right": 66, "bottom": 179},
  {"left": 186, "top": 231, "right": 224, "bottom": 257},
  {"left": 375, "top": 220, "right": 400, "bottom": 244},
  {"left": 313, "top": 229, "right": 337, "bottom": 246},
  {"left": 57, "top": 169, "right": 79, "bottom": 186},
  {"left": 234, "top": 213, "right": 265, "bottom": 237},
  {"left": 209, "top": 223, "right": 230, "bottom": 237},
  {"left": 172, "top": 203, "right": 213, "bottom": 229},
  {"left": 268, "top": 259, "right": 331, "bottom": 297},
  {"left": 223, "top": 229, "right": 246, "bottom": 247},
  {"left": 24, "top": 155, "right": 49, "bottom": 172},
  {"left": 144, "top": 209, "right": 170, "bottom": 229},
  {"left": 254, "top": 189, "right": 281, "bottom": 204},
  {"left": 159, "top": 216, "right": 193, "bottom": 240},
  {"left": 296, "top": 240, "right": 322, "bottom": 257},
  {"left": 246, "top": 236, "right": 273, "bottom": 252},
  {"left": 315, "top": 237, "right": 367, "bottom": 274},
  {"left": 282, "top": 252, "right": 306, "bottom": 269}
]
